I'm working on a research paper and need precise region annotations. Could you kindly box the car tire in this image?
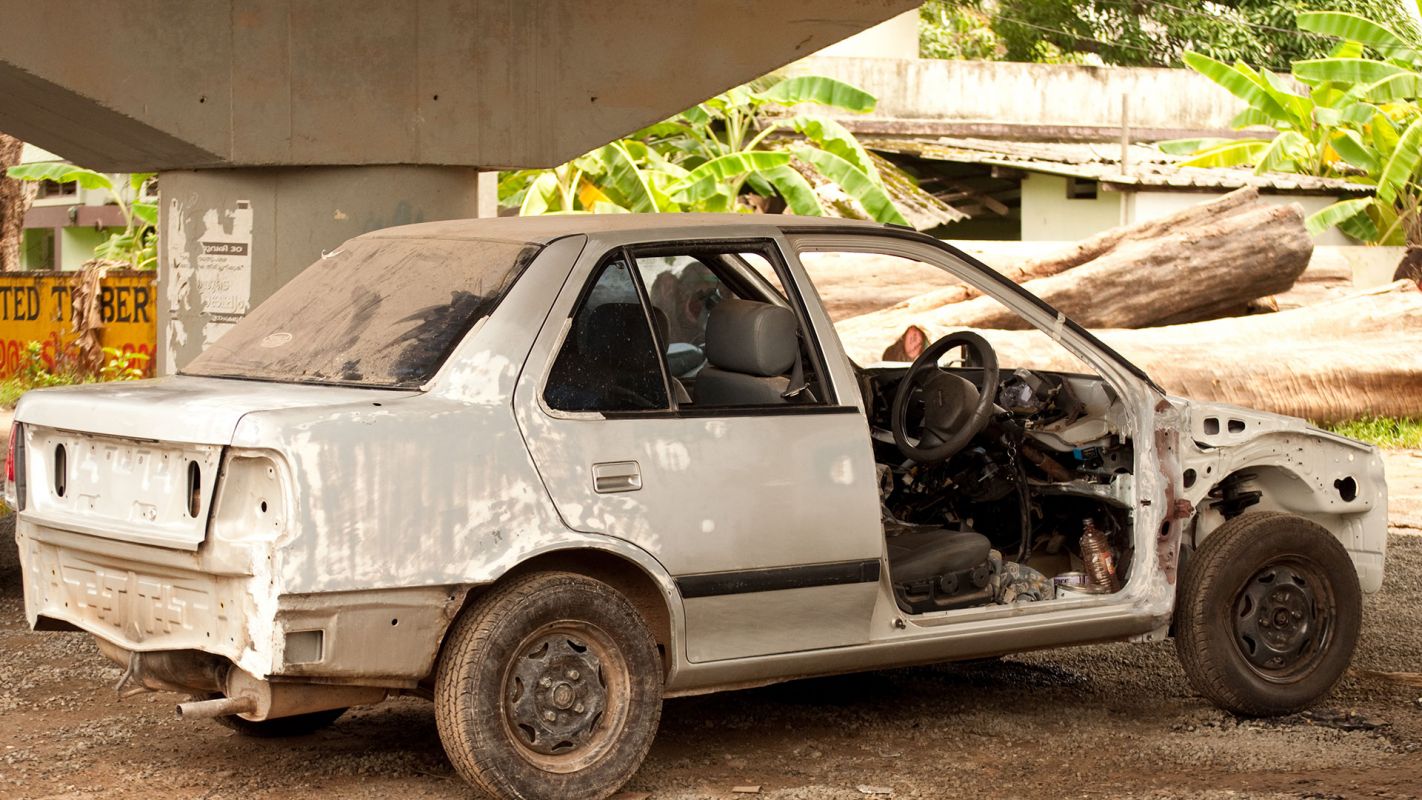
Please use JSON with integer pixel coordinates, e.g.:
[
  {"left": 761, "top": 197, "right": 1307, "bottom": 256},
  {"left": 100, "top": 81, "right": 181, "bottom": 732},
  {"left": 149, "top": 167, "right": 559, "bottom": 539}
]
[
  {"left": 434, "top": 571, "right": 663, "bottom": 800},
  {"left": 200, "top": 694, "right": 346, "bottom": 737},
  {"left": 1174, "top": 511, "right": 1361, "bottom": 717}
]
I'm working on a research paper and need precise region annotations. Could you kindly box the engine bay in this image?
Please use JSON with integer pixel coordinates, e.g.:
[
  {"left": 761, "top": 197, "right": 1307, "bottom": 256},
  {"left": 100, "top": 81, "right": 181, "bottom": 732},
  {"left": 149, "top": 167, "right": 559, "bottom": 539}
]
[{"left": 862, "top": 363, "right": 1136, "bottom": 614}]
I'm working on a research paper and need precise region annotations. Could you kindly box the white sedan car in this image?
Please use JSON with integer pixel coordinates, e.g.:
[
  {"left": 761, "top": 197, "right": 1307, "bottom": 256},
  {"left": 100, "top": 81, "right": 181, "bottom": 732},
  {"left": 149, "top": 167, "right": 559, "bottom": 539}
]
[{"left": 10, "top": 215, "right": 1386, "bottom": 799}]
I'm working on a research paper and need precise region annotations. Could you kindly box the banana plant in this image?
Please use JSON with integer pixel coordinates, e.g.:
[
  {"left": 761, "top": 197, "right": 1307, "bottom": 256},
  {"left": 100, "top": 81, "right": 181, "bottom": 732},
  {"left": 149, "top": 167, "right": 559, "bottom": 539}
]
[
  {"left": 501, "top": 75, "right": 915, "bottom": 226},
  {"left": 5, "top": 163, "right": 157, "bottom": 268},
  {"left": 1165, "top": 6, "right": 1422, "bottom": 244}
]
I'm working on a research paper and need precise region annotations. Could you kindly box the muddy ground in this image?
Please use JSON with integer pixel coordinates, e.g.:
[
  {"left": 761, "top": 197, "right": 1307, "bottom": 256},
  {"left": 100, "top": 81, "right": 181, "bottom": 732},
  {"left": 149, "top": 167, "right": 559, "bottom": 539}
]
[{"left": 3, "top": 458, "right": 1422, "bottom": 799}]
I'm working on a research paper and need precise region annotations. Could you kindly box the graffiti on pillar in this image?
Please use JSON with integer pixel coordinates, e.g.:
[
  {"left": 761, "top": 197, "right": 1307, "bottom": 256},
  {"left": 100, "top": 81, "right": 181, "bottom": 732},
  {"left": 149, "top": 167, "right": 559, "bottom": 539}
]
[{"left": 165, "top": 197, "right": 254, "bottom": 373}]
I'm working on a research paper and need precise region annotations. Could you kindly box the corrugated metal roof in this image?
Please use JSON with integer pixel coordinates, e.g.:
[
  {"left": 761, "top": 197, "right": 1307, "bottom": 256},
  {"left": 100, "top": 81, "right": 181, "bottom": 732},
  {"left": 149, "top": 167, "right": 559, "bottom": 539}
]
[{"left": 864, "top": 137, "right": 1373, "bottom": 195}]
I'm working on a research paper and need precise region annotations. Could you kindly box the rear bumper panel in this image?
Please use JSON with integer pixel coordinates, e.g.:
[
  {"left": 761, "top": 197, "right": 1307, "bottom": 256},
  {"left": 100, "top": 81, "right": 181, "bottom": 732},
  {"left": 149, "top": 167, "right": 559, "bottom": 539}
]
[{"left": 18, "top": 519, "right": 262, "bottom": 672}]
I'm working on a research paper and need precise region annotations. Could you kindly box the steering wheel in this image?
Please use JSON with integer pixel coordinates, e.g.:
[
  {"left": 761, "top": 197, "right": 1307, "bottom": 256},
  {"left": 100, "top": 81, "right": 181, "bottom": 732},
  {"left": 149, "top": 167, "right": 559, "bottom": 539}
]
[{"left": 891, "top": 331, "right": 1000, "bottom": 463}]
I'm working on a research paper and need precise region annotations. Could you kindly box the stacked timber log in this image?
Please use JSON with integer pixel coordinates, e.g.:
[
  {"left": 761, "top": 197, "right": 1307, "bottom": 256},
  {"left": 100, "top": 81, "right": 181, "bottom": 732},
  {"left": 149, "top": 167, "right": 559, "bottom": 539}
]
[{"left": 833, "top": 187, "right": 1421, "bottom": 422}]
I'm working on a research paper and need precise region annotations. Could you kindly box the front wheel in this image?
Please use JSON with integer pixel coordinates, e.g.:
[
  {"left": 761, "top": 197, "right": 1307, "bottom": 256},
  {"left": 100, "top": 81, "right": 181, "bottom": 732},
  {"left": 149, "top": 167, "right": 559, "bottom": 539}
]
[
  {"left": 434, "top": 571, "right": 663, "bottom": 800},
  {"left": 1174, "top": 512, "right": 1362, "bottom": 716}
]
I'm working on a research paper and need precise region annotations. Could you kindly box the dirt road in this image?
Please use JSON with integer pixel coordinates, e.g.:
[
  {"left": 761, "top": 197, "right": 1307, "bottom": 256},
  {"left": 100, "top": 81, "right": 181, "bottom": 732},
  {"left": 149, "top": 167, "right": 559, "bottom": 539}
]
[{"left": 4, "top": 519, "right": 1422, "bottom": 798}]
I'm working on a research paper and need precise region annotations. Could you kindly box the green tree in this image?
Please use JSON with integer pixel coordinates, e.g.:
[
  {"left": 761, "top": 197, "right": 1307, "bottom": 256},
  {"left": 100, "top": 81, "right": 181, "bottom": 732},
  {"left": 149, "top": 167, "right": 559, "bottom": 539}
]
[
  {"left": 501, "top": 75, "right": 916, "bottom": 226},
  {"left": 920, "top": 1, "right": 1002, "bottom": 60},
  {"left": 920, "top": 0, "right": 1412, "bottom": 71}
]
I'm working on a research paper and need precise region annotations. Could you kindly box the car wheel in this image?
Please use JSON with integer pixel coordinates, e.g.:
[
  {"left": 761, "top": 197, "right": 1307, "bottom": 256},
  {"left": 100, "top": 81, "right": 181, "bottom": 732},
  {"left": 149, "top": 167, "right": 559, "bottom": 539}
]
[
  {"left": 434, "top": 571, "right": 663, "bottom": 800},
  {"left": 199, "top": 694, "right": 346, "bottom": 737},
  {"left": 1174, "top": 511, "right": 1361, "bottom": 717}
]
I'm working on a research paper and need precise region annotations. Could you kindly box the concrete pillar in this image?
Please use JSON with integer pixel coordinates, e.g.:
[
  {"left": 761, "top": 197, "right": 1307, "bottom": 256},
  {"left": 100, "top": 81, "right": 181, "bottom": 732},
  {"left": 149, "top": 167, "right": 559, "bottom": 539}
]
[{"left": 158, "top": 165, "right": 486, "bottom": 374}]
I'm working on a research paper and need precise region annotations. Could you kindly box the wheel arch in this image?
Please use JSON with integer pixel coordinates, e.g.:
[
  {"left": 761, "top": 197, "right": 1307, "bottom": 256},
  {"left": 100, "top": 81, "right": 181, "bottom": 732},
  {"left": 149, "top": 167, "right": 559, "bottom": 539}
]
[
  {"left": 431, "top": 542, "right": 681, "bottom": 683},
  {"left": 1188, "top": 460, "right": 1385, "bottom": 592},
  {"left": 1193, "top": 464, "right": 1361, "bottom": 544}
]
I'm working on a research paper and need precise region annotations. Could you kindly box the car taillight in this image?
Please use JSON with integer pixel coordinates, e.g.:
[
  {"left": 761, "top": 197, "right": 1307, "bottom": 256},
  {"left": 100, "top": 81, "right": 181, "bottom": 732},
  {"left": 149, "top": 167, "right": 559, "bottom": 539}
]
[{"left": 3, "top": 422, "right": 19, "bottom": 510}]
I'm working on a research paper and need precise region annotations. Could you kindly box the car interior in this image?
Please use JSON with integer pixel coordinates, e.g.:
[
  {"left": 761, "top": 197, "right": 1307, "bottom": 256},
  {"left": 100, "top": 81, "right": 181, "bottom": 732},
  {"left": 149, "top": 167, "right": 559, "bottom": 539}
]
[{"left": 544, "top": 245, "right": 1136, "bottom": 615}]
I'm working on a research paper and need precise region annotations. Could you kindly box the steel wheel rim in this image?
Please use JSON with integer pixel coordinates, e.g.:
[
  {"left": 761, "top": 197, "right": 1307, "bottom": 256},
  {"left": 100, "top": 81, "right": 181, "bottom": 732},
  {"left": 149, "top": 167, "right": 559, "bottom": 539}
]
[
  {"left": 1230, "top": 555, "right": 1336, "bottom": 683},
  {"left": 499, "top": 620, "right": 629, "bottom": 773}
]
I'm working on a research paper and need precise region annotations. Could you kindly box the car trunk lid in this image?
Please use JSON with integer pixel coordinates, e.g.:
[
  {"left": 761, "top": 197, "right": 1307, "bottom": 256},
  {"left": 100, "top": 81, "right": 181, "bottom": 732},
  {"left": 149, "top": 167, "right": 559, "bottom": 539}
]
[{"left": 15, "top": 376, "right": 416, "bottom": 550}]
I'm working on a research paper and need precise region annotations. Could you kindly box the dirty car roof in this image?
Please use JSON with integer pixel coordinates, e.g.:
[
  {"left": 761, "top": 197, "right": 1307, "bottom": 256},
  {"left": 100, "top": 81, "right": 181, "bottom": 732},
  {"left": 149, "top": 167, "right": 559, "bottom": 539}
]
[{"left": 355, "top": 213, "right": 891, "bottom": 245}]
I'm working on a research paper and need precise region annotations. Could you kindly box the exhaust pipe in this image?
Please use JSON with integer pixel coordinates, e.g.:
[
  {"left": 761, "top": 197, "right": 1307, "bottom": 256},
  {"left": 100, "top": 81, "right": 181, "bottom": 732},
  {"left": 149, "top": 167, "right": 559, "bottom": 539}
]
[{"left": 175, "top": 695, "right": 257, "bottom": 720}]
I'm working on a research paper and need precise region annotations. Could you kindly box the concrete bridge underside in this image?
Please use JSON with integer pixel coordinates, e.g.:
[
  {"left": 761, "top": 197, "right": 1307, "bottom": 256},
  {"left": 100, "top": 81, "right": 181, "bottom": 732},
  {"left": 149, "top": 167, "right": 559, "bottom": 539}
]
[{"left": 0, "top": 0, "right": 915, "bottom": 369}]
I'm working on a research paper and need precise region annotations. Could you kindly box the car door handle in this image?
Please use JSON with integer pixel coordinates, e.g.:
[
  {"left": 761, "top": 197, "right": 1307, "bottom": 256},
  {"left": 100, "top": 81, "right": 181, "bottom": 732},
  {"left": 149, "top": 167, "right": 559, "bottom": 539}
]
[{"left": 592, "top": 461, "right": 642, "bottom": 494}]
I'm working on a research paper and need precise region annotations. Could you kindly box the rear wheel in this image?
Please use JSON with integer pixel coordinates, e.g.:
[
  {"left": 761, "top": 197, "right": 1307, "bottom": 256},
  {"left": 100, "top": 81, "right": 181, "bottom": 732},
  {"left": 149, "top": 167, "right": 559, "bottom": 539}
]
[
  {"left": 1174, "top": 512, "right": 1361, "bottom": 716},
  {"left": 435, "top": 571, "right": 663, "bottom": 799}
]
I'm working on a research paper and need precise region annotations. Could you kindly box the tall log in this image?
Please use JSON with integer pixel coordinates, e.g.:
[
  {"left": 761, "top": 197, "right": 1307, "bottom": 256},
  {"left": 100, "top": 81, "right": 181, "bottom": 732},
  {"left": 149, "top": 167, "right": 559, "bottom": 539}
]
[
  {"left": 0, "top": 133, "right": 35, "bottom": 272},
  {"left": 857, "top": 282, "right": 1422, "bottom": 424}
]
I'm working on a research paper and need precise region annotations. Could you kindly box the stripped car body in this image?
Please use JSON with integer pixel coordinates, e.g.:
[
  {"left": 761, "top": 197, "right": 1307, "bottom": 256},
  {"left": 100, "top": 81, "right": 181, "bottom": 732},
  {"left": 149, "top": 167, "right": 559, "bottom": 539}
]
[{"left": 8, "top": 215, "right": 1386, "bottom": 797}]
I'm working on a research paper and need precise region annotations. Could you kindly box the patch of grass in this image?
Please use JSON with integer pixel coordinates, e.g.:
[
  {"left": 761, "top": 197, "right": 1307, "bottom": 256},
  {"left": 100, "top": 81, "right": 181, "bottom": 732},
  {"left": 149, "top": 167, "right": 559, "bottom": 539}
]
[
  {"left": 1322, "top": 417, "right": 1422, "bottom": 449},
  {"left": 0, "top": 379, "right": 28, "bottom": 410}
]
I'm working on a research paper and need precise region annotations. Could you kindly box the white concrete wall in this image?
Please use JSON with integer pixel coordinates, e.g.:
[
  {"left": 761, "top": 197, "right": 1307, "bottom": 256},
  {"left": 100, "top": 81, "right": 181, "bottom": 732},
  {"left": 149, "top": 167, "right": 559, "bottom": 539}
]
[
  {"left": 1130, "top": 191, "right": 1354, "bottom": 247},
  {"left": 1019, "top": 173, "right": 1123, "bottom": 241},
  {"left": 815, "top": 11, "right": 919, "bottom": 59},
  {"left": 791, "top": 56, "right": 1244, "bottom": 131}
]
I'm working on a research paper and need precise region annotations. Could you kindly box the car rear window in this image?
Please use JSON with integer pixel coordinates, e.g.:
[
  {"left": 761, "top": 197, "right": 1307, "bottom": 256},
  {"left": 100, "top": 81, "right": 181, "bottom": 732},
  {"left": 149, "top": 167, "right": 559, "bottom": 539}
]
[{"left": 182, "top": 237, "right": 540, "bottom": 388}]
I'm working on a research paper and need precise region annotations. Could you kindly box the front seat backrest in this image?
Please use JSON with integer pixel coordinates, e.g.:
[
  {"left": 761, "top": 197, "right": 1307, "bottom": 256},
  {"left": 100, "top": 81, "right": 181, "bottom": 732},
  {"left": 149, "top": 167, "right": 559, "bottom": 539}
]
[{"left": 694, "top": 298, "right": 797, "bottom": 406}]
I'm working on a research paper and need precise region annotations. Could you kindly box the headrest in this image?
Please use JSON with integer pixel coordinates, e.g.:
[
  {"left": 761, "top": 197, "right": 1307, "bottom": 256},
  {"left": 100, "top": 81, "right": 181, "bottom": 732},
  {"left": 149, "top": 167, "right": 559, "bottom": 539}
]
[
  {"left": 704, "top": 298, "right": 797, "bottom": 377},
  {"left": 578, "top": 303, "right": 651, "bottom": 360}
]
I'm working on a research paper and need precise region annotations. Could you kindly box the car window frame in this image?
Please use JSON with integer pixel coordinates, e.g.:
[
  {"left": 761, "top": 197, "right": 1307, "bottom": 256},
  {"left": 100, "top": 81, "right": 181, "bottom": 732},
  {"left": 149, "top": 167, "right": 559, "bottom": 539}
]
[
  {"left": 539, "top": 248, "right": 677, "bottom": 415},
  {"left": 536, "top": 237, "right": 859, "bottom": 421}
]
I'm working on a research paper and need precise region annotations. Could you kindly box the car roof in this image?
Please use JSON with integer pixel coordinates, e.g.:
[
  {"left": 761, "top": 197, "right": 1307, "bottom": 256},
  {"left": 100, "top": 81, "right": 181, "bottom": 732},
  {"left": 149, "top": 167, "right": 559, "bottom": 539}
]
[{"left": 354, "top": 212, "right": 892, "bottom": 245}]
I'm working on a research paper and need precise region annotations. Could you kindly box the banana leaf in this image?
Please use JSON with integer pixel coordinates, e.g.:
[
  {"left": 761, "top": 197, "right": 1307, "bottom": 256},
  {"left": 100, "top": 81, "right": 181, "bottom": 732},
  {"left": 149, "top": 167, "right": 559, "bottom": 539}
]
[
  {"left": 790, "top": 115, "right": 879, "bottom": 181},
  {"left": 793, "top": 147, "right": 907, "bottom": 225},
  {"left": 1255, "top": 131, "right": 1311, "bottom": 174},
  {"left": 1330, "top": 130, "right": 1381, "bottom": 172},
  {"left": 1183, "top": 53, "right": 1291, "bottom": 123},
  {"left": 1296, "top": 11, "right": 1422, "bottom": 62},
  {"left": 759, "top": 76, "right": 876, "bottom": 113},
  {"left": 131, "top": 202, "right": 158, "bottom": 226},
  {"left": 1294, "top": 58, "right": 1408, "bottom": 86},
  {"left": 1230, "top": 108, "right": 1276, "bottom": 128},
  {"left": 520, "top": 171, "right": 563, "bottom": 215},
  {"left": 1177, "top": 139, "right": 1271, "bottom": 168},
  {"left": 593, "top": 141, "right": 656, "bottom": 213},
  {"left": 7, "top": 162, "right": 114, "bottom": 191},
  {"left": 1377, "top": 116, "right": 1422, "bottom": 203},
  {"left": 667, "top": 151, "right": 793, "bottom": 203},
  {"left": 1158, "top": 137, "right": 1228, "bottom": 155},
  {"left": 1360, "top": 71, "right": 1422, "bottom": 102},
  {"left": 1304, "top": 197, "right": 1374, "bottom": 235},
  {"left": 762, "top": 165, "right": 824, "bottom": 217}
]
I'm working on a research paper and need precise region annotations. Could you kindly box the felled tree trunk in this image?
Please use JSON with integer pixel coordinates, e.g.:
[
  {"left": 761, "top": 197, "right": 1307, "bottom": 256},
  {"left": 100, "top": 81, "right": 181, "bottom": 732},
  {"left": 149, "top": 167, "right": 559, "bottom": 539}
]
[
  {"left": 836, "top": 187, "right": 1313, "bottom": 354},
  {"left": 862, "top": 282, "right": 1422, "bottom": 424},
  {"left": 843, "top": 187, "right": 1267, "bottom": 320},
  {"left": 885, "top": 202, "right": 1312, "bottom": 331}
]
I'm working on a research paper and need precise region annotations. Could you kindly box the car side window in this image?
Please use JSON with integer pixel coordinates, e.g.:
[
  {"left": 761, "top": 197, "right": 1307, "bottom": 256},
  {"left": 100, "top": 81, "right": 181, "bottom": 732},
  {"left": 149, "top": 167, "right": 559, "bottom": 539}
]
[
  {"left": 543, "top": 258, "right": 670, "bottom": 413},
  {"left": 633, "top": 248, "right": 829, "bottom": 408}
]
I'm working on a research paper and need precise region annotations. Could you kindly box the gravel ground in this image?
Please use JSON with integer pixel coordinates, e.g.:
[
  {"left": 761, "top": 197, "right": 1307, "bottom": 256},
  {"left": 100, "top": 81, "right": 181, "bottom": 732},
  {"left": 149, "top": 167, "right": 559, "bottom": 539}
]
[{"left": 3, "top": 520, "right": 1422, "bottom": 799}]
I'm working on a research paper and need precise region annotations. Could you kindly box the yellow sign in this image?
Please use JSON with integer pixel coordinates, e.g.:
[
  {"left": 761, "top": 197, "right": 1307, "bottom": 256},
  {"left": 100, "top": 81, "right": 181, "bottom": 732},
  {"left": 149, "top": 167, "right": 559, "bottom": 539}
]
[{"left": 0, "top": 271, "right": 156, "bottom": 377}]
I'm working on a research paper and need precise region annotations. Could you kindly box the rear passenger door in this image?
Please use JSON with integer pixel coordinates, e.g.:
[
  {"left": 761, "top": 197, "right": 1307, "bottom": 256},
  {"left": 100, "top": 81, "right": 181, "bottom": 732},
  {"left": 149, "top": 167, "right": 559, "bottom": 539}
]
[{"left": 514, "top": 236, "right": 883, "bottom": 663}]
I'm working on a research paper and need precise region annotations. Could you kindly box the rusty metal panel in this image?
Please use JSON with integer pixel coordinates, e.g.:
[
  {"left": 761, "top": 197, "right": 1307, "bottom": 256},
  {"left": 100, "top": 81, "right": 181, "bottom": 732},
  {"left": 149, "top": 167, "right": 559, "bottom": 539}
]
[{"left": 0, "top": 270, "right": 156, "bottom": 376}]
